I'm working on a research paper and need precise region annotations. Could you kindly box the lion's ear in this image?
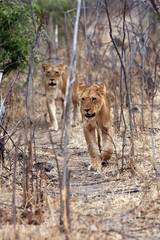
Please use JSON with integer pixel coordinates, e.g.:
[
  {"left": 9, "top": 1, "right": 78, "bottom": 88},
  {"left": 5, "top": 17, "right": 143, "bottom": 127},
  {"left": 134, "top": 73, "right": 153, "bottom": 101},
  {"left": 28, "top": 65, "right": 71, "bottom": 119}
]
[
  {"left": 42, "top": 62, "right": 49, "bottom": 72},
  {"left": 58, "top": 63, "right": 65, "bottom": 70},
  {"left": 77, "top": 84, "right": 85, "bottom": 96},
  {"left": 58, "top": 64, "right": 67, "bottom": 74},
  {"left": 99, "top": 84, "right": 106, "bottom": 95}
]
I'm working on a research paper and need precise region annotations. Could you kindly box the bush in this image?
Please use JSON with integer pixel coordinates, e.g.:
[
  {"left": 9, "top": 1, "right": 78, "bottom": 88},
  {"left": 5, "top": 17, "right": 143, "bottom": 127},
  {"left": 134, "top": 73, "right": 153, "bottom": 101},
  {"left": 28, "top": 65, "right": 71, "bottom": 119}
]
[{"left": 0, "top": 1, "right": 35, "bottom": 74}]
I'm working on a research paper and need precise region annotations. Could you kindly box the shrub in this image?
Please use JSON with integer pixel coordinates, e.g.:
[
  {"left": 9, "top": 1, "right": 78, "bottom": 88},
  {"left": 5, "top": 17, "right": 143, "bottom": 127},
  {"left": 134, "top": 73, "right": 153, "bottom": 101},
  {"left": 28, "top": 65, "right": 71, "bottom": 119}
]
[{"left": 0, "top": 1, "right": 35, "bottom": 74}]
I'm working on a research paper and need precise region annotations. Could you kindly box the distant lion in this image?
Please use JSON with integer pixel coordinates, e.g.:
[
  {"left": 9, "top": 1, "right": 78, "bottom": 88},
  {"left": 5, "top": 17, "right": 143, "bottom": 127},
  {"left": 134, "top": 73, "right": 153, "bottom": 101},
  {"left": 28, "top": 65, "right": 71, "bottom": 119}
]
[
  {"left": 77, "top": 84, "right": 113, "bottom": 171},
  {"left": 42, "top": 62, "right": 81, "bottom": 130}
]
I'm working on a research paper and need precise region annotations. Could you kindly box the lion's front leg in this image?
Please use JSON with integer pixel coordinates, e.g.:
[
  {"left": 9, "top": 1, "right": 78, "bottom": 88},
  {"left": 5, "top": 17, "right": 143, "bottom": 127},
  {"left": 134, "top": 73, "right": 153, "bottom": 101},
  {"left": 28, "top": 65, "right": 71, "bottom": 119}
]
[
  {"left": 72, "top": 99, "right": 81, "bottom": 126},
  {"left": 84, "top": 126, "right": 101, "bottom": 171},
  {"left": 59, "top": 98, "right": 64, "bottom": 129},
  {"left": 46, "top": 99, "right": 59, "bottom": 131},
  {"left": 101, "top": 126, "right": 113, "bottom": 161}
]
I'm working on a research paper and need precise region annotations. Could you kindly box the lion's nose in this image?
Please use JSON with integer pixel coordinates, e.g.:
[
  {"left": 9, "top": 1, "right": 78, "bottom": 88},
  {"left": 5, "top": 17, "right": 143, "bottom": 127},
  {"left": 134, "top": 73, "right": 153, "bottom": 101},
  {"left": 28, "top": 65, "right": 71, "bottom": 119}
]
[{"left": 84, "top": 108, "right": 91, "bottom": 113}]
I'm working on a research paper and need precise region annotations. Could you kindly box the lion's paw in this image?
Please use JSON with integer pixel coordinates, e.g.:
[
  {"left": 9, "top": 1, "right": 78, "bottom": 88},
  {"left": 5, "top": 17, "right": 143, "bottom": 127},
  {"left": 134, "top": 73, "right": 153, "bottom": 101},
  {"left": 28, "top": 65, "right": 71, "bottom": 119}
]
[
  {"left": 88, "top": 164, "right": 102, "bottom": 172},
  {"left": 71, "top": 122, "right": 76, "bottom": 127},
  {"left": 101, "top": 150, "right": 113, "bottom": 161},
  {"left": 88, "top": 165, "right": 96, "bottom": 171}
]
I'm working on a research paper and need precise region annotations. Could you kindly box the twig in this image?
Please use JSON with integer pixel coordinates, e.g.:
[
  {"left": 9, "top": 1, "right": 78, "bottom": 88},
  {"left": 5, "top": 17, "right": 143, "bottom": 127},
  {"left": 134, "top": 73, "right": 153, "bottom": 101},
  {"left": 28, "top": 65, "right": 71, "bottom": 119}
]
[
  {"left": 61, "top": 0, "right": 82, "bottom": 233},
  {"left": 149, "top": 0, "right": 160, "bottom": 18},
  {"left": 102, "top": 129, "right": 119, "bottom": 173},
  {"left": 105, "top": 187, "right": 143, "bottom": 195},
  {"left": 104, "top": 1, "right": 135, "bottom": 173},
  {"left": 12, "top": 135, "right": 21, "bottom": 235},
  {"left": 23, "top": 2, "right": 43, "bottom": 208},
  {"left": 2, "top": 71, "right": 19, "bottom": 126},
  {"left": 0, "top": 124, "right": 16, "bottom": 149},
  {"left": 29, "top": 0, "right": 37, "bottom": 34},
  {"left": 106, "top": 228, "right": 138, "bottom": 239},
  {"left": 141, "top": 6, "right": 150, "bottom": 130},
  {"left": 47, "top": 126, "right": 63, "bottom": 226},
  {"left": 150, "top": 85, "right": 160, "bottom": 183}
]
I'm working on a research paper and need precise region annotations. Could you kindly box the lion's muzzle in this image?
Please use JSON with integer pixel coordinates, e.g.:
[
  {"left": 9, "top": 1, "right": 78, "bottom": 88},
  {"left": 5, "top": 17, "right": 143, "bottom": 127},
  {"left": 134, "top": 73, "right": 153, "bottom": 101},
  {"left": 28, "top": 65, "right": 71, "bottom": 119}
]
[
  {"left": 48, "top": 79, "right": 57, "bottom": 87},
  {"left": 84, "top": 108, "right": 96, "bottom": 118}
]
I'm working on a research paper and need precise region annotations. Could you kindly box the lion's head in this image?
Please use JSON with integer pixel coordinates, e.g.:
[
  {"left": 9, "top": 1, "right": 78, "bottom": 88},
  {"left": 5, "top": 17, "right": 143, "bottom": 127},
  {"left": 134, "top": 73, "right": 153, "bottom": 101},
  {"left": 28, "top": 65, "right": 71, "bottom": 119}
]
[
  {"left": 42, "top": 62, "right": 66, "bottom": 89},
  {"left": 77, "top": 84, "right": 107, "bottom": 120}
]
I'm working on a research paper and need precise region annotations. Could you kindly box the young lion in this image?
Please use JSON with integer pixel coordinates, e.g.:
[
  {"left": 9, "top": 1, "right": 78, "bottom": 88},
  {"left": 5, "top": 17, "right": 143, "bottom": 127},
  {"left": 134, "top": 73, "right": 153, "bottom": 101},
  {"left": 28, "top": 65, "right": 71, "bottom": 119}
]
[
  {"left": 77, "top": 84, "right": 113, "bottom": 171},
  {"left": 42, "top": 62, "right": 81, "bottom": 130}
]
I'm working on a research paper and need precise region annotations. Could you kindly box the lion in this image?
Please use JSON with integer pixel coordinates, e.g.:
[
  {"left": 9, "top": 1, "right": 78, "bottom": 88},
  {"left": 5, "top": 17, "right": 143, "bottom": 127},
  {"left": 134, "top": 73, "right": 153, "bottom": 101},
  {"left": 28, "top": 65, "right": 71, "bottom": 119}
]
[
  {"left": 42, "top": 62, "right": 81, "bottom": 130},
  {"left": 77, "top": 84, "right": 113, "bottom": 171}
]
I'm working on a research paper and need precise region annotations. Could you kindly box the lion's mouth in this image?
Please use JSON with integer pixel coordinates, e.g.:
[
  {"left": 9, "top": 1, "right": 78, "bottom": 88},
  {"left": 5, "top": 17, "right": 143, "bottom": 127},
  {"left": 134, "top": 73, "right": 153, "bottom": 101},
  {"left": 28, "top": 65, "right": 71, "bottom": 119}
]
[
  {"left": 48, "top": 82, "right": 57, "bottom": 87},
  {"left": 85, "top": 112, "right": 96, "bottom": 118}
]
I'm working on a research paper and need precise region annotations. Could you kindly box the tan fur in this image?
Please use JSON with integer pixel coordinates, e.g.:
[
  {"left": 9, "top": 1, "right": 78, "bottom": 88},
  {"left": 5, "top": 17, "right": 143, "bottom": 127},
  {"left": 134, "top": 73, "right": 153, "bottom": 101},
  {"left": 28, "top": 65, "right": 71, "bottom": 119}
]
[
  {"left": 42, "top": 62, "right": 81, "bottom": 130},
  {"left": 77, "top": 84, "right": 113, "bottom": 171}
]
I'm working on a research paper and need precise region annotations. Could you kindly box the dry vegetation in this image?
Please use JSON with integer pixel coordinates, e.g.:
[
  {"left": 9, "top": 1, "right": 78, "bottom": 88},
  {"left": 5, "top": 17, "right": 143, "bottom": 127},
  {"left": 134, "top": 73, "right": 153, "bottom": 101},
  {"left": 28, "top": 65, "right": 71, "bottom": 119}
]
[{"left": 1, "top": 0, "right": 160, "bottom": 239}]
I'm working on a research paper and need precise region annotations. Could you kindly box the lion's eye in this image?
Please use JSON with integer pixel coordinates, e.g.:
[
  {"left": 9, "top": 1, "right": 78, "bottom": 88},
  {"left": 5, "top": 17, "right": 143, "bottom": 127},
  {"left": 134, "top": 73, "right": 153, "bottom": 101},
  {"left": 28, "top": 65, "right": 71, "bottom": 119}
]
[
  {"left": 47, "top": 71, "right": 50, "bottom": 74},
  {"left": 81, "top": 98, "right": 85, "bottom": 102},
  {"left": 92, "top": 97, "right": 96, "bottom": 102},
  {"left": 55, "top": 71, "right": 59, "bottom": 74}
]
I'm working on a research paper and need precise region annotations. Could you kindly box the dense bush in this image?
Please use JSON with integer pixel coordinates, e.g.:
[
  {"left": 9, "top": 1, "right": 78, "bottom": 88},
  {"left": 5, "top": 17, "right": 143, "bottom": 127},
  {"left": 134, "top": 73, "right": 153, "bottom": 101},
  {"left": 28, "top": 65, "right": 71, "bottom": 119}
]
[
  {"left": 0, "top": 1, "right": 35, "bottom": 74},
  {"left": 0, "top": 0, "right": 76, "bottom": 74}
]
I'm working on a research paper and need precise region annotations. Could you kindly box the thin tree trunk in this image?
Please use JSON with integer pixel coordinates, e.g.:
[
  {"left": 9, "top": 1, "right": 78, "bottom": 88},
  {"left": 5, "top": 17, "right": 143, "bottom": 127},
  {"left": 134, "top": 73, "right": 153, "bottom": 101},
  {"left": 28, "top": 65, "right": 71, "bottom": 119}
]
[{"left": 61, "top": 0, "right": 82, "bottom": 233}]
